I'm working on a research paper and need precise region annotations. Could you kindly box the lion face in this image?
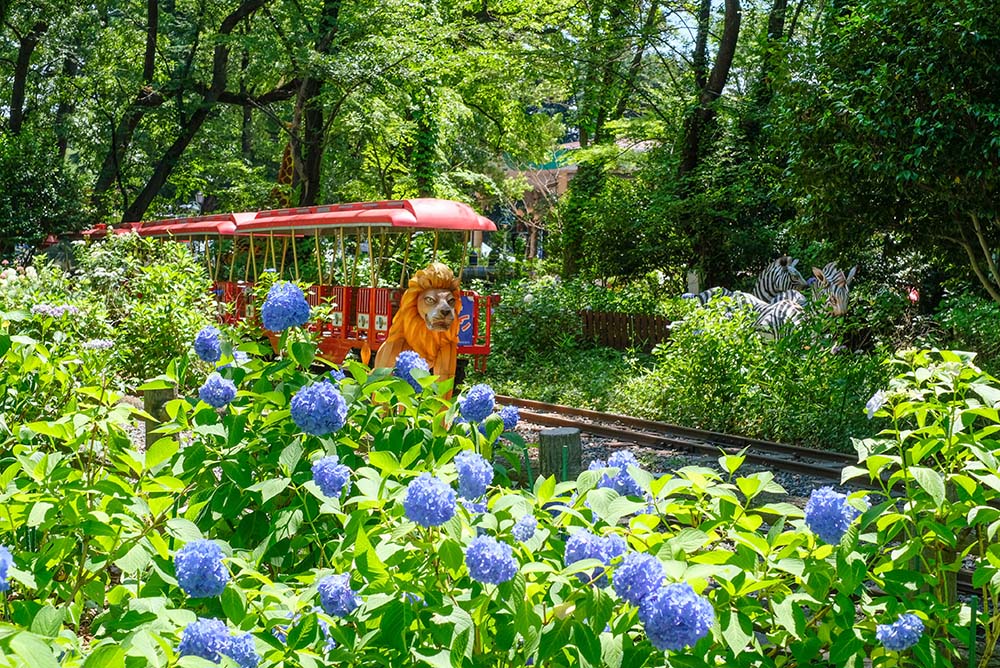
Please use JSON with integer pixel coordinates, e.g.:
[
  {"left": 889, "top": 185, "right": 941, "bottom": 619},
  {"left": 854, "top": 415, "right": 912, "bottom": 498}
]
[{"left": 418, "top": 288, "right": 457, "bottom": 332}]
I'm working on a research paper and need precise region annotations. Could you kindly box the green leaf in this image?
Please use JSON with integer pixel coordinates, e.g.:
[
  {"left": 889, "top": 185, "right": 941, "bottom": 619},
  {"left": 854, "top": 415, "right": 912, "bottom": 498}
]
[
  {"left": 290, "top": 340, "right": 317, "bottom": 369},
  {"left": 369, "top": 451, "right": 400, "bottom": 475},
  {"left": 910, "top": 466, "right": 945, "bottom": 508},
  {"left": 600, "top": 631, "right": 623, "bottom": 668},
  {"left": 10, "top": 632, "right": 59, "bottom": 668},
  {"left": 719, "top": 609, "right": 754, "bottom": 654},
  {"left": 279, "top": 441, "right": 303, "bottom": 476},
  {"left": 82, "top": 642, "right": 126, "bottom": 668},
  {"left": 29, "top": 606, "right": 64, "bottom": 638},
  {"left": 145, "top": 437, "right": 179, "bottom": 470},
  {"left": 115, "top": 543, "right": 151, "bottom": 575},
  {"left": 412, "top": 648, "right": 452, "bottom": 668},
  {"left": 165, "top": 518, "right": 204, "bottom": 542},
  {"left": 221, "top": 586, "right": 247, "bottom": 625},
  {"left": 248, "top": 477, "right": 291, "bottom": 504}
]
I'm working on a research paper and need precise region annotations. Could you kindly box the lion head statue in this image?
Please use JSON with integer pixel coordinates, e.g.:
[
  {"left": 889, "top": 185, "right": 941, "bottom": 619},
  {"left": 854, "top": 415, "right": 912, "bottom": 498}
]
[{"left": 373, "top": 262, "right": 462, "bottom": 384}]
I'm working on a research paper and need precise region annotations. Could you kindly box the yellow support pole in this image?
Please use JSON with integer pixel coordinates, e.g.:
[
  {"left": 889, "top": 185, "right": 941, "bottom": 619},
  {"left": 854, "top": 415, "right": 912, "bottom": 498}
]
[
  {"left": 280, "top": 237, "right": 288, "bottom": 277},
  {"left": 352, "top": 229, "right": 362, "bottom": 287},
  {"left": 292, "top": 231, "right": 300, "bottom": 281},
  {"left": 250, "top": 234, "right": 258, "bottom": 280},
  {"left": 268, "top": 232, "right": 277, "bottom": 270},
  {"left": 245, "top": 234, "right": 255, "bottom": 282},
  {"left": 315, "top": 229, "right": 323, "bottom": 286},
  {"left": 368, "top": 226, "right": 375, "bottom": 287},
  {"left": 433, "top": 230, "right": 439, "bottom": 261},
  {"left": 400, "top": 231, "right": 412, "bottom": 287},
  {"left": 214, "top": 237, "right": 223, "bottom": 281},
  {"left": 340, "top": 228, "right": 347, "bottom": 285}
]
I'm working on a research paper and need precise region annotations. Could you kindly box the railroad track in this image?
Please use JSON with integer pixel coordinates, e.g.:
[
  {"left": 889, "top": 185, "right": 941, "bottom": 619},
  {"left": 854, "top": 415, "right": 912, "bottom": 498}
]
[{"left": 498, "top": 395, "right": 859, "bottom": 484}]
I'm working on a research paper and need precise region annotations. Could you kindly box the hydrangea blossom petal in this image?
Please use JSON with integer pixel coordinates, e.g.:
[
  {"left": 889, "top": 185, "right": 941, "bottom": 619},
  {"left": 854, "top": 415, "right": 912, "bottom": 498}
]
[
  {"left": 175, "top": 540, "right": 230, "bottom": 598},
  {"left": 394, "top": 351, "right": 430, "bottom": 392},
  {"left": 194, "top": 326, "right": 222, "bottom": 363},
  {"left": 317, "top": 573, "right": 360, "bottom": 617},
  {"left": 312, "top": 455, "right": 352, "bottom": 497},
  {"left": 877, "top": 613, "right": 924, "bottom": 651},
  {"left": 512, "top": 515, "right": 537, "bottom": 542},
  {"left": 404, "top": 474, "right": 457, "bottom": 527},
  {"left": 0, "top": 546, "right": 13, "bottom": 592},
  {"left": 638, "top": 583, "right": 714, "bottom": 651},
  {"left": 223, "top": 633, "right": 261, "bottom": 668},
  {"left": 465, "top": 536, "right": 518, "bottom": 584},
  {"left": 178, "top": 617, "right": 230, "bottom": 662},
  {"left": 454, "top": 451, "right": 493, "bottom": 499},
  {"left": 261, "top": 282, "right": 311, "bottom": 331},
  {"left": 291, "top": 382, "right": 348, "bottom": 436},
  {"left": 199, "top": 372, "right": 237, "bottom": 408},
  {"left": 804, "top": 486, "right": 863, "bottom": 544},
  {"left": 498, "top": 405, "right": 520, "bottom": 431},
  {"left": 614, "top": 552, "right": 665, "bottom": 606},
  {"left": 459, "top": 384, "right": 495, "bottom": 422}
]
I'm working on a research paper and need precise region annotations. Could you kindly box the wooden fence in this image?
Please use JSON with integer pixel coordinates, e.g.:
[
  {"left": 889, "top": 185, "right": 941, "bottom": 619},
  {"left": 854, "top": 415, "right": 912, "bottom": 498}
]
[{"left": 578, "top": 310, "right": 671, "bottom": 352}]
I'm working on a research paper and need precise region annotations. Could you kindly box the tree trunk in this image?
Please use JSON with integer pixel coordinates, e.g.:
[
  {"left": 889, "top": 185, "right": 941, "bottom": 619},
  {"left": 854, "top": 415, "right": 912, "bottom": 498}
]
[
  {"left": 9, "top": 21, "right": 48, "bottom": 135},
  {"left": 55, "top": 56, "right": 80, "bottom": 160},
  {"left": 294, "top": 0, "right": 341, "bottom": 207},
  {"left": 93, "top": 0, "right": 160, "bottom": 209},
  {"left": 677, "top": 0, "right": 742, "bottom": 178},
  {"left": 122, "top": 0, "right": 269, "bottom": 221}
]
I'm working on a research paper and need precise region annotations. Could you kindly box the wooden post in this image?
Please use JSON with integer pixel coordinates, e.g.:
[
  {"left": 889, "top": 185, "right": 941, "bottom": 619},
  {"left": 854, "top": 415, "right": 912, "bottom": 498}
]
[
  {"left": 539, "top": 427, "right": 582, "bottom": 482},
  {"left": 143, "top": 387, "right": 177, "bottom": 446}
]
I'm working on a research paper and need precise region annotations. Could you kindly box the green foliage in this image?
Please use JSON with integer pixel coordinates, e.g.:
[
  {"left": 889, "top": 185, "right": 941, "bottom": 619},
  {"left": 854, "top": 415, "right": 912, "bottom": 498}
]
[
  {"left": 0, "top": 325, "right": 995, "bottom": 665},
  {"left": 851, "top": 349, "right": 1000, "bottom": 666},
  {"left": 0, "top": 131, "right": 89, "bottom": 253},
  {"left": 782, "top": 0, "right": 1000, "bottom": 298},
  {"left": 932, "top": 294, "right": 1000, "bottom": 367},
  {"left": 620, "top": 299, "right": 890, "bottom": 449}
]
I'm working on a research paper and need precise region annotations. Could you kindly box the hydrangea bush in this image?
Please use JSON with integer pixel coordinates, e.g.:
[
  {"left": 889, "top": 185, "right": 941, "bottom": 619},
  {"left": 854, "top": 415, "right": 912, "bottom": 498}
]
[{"left": 0, "top": 320, "right": 994, "bottom": 666}]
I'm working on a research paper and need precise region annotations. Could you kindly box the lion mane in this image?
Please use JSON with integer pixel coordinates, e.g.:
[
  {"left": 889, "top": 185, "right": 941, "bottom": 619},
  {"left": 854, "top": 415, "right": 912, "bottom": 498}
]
[{"left": 374, "top": 262, "right": 461, "bottom": 385}]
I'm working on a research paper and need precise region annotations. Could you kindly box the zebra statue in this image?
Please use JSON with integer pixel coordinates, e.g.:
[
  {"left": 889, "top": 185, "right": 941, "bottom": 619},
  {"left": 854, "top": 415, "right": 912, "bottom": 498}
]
[
  {"left": 755, "top": 263, "right": 857, "bottom": 338},
  {"left": 682, "top": 256, "right": 807, "bottom": 308}
]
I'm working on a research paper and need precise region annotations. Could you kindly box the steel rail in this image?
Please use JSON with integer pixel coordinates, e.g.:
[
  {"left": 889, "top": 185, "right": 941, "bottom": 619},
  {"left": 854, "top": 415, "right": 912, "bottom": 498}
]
[{"left": 498, "top": 395, "right": 856, "bottom": 466}]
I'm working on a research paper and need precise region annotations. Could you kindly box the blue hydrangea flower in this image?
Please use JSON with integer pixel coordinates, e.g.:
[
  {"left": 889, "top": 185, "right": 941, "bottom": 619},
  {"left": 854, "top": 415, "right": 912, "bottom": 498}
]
[
  {"left": 459, "top": 384, "right": 495, "bottom": 422},
  {"left": 866, "top": 390, "right": 887, "bottom": 419},
  {"left": 498, "top": 405, "right": 520, "bottom": 431},
  {"left": 465, "top": 536, "right": 518, "bottom": 584},
  {"left": 329, "top": 367, "right": 347, "bottom": 382},
  {"left": 564, "top": 529, "right": 623, "bottom": 587},
  {"left": 224, "top": 633, "right": 260, "bottom": 668},
  {"left": 0, "top": 545, "right": 12, "bottom": 592},
  {"left": 590, "top": 450, "right": 644, "bottom": 497},
  {"left": 461, "top": 498, "right": 488, "bottom": 514},
  {"left": 805, "top": 486, "right": 862, "bottom": 544},
  {"left": 199, "top": 372, "right": 237, "bottom": 408},
  {"left": 639, "top": 583, "right": 714, "bottom": 651},
  {"left": 175, "top": 540, "right": 230, "bottom": 598},
  {"left": 614, "top": 552, "right": 665, "bottom": 606},
  {"left": 454, "top": 451, "right": 493, "bottom": 499},
  {"left": 194, "top": 326, "right": 222, "bottom": 363},
  {"left": 394, "top": 351, "right": 429, "bottom": 392},
  {"left": 178, "top": 617, "right": 230, "bottom": 662},
  {"left": 261, "top": 282, "right": 311, "bottom": 332},
  {"left": 317, "top": 573, "right": 360, "bottom": 617},
  {"left": 81, "top": 339, "right": 115, "bottom": 350},
  {"left": 404, "top": 473, "right": 456, "bottom": 527},
  {"left": 291, "top": 382, "right": 348, "bottom": 436},
  {"left": 312, "top": 455, "right": 351, "bottom": 497},
  {"left": 512, "top": 515, "right": 537, "bottom": 542},
  {"left": 877, "top": 613, "right": 924, "bottom": 651}
]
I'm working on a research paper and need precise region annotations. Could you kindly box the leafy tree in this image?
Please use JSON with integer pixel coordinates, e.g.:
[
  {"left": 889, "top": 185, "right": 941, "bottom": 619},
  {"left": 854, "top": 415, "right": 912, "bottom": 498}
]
[
  {"left": 0, "top": 131, "right": 89, "bottom": 253},
  {"left": 783, "top": 0, "right": 1000, "bottom": 301}
]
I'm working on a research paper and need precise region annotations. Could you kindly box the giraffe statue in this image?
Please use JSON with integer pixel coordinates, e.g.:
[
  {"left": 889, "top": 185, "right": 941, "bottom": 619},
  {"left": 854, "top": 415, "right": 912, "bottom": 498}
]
[{"left": 270, "top": 122, "right": 297, "bottom": 209}]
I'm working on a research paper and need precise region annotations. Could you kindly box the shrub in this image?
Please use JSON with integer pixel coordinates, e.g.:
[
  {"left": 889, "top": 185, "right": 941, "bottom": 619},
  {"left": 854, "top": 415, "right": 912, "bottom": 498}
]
[
  {"left": 0, "top": 327, "right": 993, "bottom": 666},
  {"left": 620, "top": 298, "right": 890, "bottom": 449}
]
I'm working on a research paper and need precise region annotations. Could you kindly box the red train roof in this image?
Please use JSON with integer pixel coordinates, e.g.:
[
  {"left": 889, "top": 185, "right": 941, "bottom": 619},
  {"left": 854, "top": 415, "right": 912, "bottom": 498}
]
[{"left": 131, "top": 199, "right": 496, "bottom": 237}]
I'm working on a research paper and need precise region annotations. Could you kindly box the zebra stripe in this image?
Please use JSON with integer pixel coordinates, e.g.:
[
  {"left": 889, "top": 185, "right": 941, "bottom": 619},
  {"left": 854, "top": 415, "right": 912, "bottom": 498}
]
[
  {"left": 811, "top": 263, "right": 857, "bottom": 316},
  {"left": 752, "top": 256, "right": 808, "bottom": 302},
  {"left": 683, "top": 288, "right": 768, "bottom": 311},
  {"left": 755, "top": 299, "right": 805, "bottom": 338}
]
